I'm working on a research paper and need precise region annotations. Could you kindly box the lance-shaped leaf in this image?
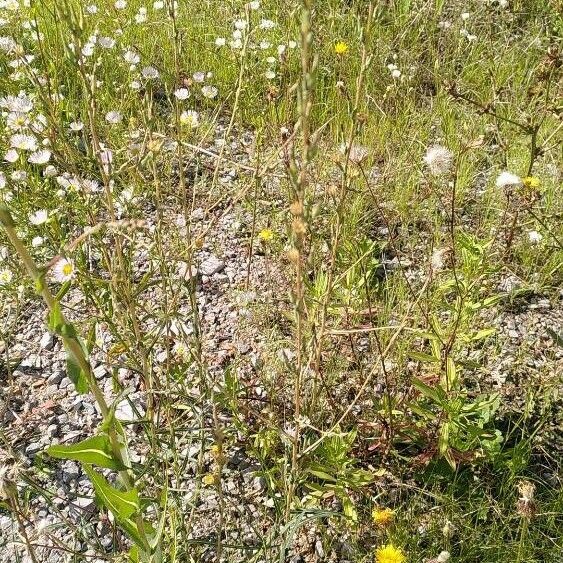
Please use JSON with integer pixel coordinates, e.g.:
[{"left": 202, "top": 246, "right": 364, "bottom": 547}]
[
  {"left": 83, "top": 465, "right": 139, "bottom": 519},
  {"left": 65, "top": 352, "right": 89, "bottom": 394},
  {"left": 47, "top": 435, "right": 125, "bottom": 470}
]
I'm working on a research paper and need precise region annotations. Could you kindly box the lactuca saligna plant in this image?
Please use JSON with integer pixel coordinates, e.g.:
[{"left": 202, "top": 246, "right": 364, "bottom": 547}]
[{"left": 0, "top": 205, "right": 165, "bottom": 562}]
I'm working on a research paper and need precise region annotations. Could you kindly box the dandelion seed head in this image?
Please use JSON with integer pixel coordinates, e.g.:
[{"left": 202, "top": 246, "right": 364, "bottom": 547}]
[
  {"left": 495, "top": 171, "right": 521, "bottom": 189},
  {"left": 423, "top": 144, "right": 453, "bottom": 175}
]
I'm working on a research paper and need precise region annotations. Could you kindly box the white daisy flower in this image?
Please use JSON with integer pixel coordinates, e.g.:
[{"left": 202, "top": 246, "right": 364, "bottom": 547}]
[
  {"left": 28, "top": 149, "right": 51, "bottom": 164},
  {"left": 201, "top": 85, "right": 218, "bottom": 98},
  {"left": 423, "top": 144, "right": 453, "bottom": 175},
  {"left": 69, "top": 121, "right": 84, "bottom": 131},
  {"left": 391, "top": 69, "right": 401, "bottom": 78},
  {"left": 98, "top": 36, "right": 115, "bottom": 49},
  {"left": 32, "top": 236, "right": 44, "bottom": 247},
  {"left": 174, "top": 87, "right": 190, "bottom": 100},
  {"left": 4, "top": 149, "right": 19, "bottom": 163},
  {"left": 115, "top": 0, "right": 127, "bottom": 9},
  {"left": 0, "top": 36, "right": 16, "bottom": 53},
  {"left": 29, "top": 209, "right": 48, "bottom": 225},
  {"left": 153, "top": 1, "right": 164, "bottom": 9},
  {"left": 265, "top": 69, "right": 275, "bottom": 79},
  {"left": 10, "top": 133, "right": 37, "bottom": 151},
  {"left": 142, "top": 66, "right": 159, "bottom": 79},
  {"left": 179, "top": 110, "right": 199, "bottom": 128},
  {"left": 11, "top": 170, "right": 27, "bottom": 182},
  {"left": 52, "top": 258, "right": 75, "bottom": 282},
  {"left": 527, "top": 230, "right": 542, "bottom": 244},
  {"left": 0, "top": 269, "right": 13, "bottom": 286},
  {"left": 215, "top": 37, "right": 226, "bottom": 47},
  {"left": 0, "top": 93, "right": 33, "bottom": 113},
  {"left": 105, "top": 111, "right": 122, "bottom": 124},
  {"left": 81, "top": 42, "right": 95, "bottom": 57},
  {"left": 86, "top": 5, "right": 98, "bottom": 14},
  {"left": 192, "top": 71, "right": 205, "bottom": 83},
  {"left": 6, "top": 112, "right": 28, "bottom": 130},
  {"left": 44, "top": 165, "right": 57, "bottom": 177},
  {"left": 123, "top": 50, "right": 140, "bottom": 64},
  {"left": 495, "top": 171, "right": 521, "bottom": 189},
  {"left": 260, "top": 19, "right": 275, "bottom": 29},
  {"left": 234, "top": 19, "right": 247, "bottom": 30}
]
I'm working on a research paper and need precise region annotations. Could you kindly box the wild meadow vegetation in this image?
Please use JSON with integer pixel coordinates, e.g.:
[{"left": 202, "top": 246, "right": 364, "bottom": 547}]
[{"left": 0, "top": 0, "right": 562, "bottom": 561}]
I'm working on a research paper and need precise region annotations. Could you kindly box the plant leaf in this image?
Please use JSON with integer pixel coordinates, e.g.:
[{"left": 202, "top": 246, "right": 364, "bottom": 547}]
[
  {"left": 83, "top": 465, "right": 139, "bottom": 520},
  {"left": 47, "top": 435, "right": 125, "bottom": 470}
]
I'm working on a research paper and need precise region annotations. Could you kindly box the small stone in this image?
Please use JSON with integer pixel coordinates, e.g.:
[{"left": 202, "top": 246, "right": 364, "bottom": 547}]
[
  {"left": 40, "top": 332, "right": 54, "bottom": 350},
  {"left": 199, "top": 256, "right": 225, "bottom": 276},
  {"left": 25, "top": 442, "right": 43, "bottom": 456}
]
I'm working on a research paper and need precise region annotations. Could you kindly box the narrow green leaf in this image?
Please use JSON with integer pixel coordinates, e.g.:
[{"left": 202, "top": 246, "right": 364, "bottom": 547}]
[
  {"left": 412, "top": 377, "right": 446, "bottom": 404},
  {"left": 65, "top": 352, "right": 89, "bottom": 394},
  {"left": 408, "top": 351, "right": 440, "bottom": 363},
  {"left": 83, "top": 465, "right": 139, "bottom": 519},
  {"left": 47, "top": 435, "right": 125, "bottom": 470}
]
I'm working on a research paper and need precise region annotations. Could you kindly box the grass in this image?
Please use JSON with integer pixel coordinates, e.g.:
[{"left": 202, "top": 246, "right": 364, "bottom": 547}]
[{"left": 0, "top": 0, "right": 561, "bottom": 562}]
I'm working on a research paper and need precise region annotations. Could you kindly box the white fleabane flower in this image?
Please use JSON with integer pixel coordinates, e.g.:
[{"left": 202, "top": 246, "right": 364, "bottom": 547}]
[
  {"left": 29, "top": 209, "right": 48, "bottom": 225},
  {"left": 192, "top": 71, "right": 205, "bottom": 83},
  {"left": 135, "top": 8, "right": 147, "bottom": 23},
  {"left": 11, "top": 170, "right": 26, "bottom": 183},
  {"left": 179, "top": 110, "right": 199, "bottom": 128},
  {"left": 260, "top": 19, "right": 275, "bottom": 29},
  {"left": 52, "top": 258, "right": 75, "bottom": 282},
  {"left": 423, "top": 144, "right": 453, "bottom": 175},
  {"left": 115, "top": 0, "right": 126, "bottom": 8},
  {"left": 32, "top": 236, "right": 44, "bottom": 247},
  {"left": 0, "top": 36, "right": 16, "bottom": 52},
  {"left": 234, "top": 19, "right": 247, "bottom": 30},
  {"left": 4, "top": 149, "right": 19, "bottom": 163},
  {"left": 123, "top": 50, "right": 140, "bottom": 64},
  {"left": 249, "top": 1, "right": 259, "bottom": 9},
  {"left": 153, "top": 0, "right": 164, "bottom": 9},
  {"left": 98, "top": 36, "right": 115, "bottom": 49},
  {"left": 495, "top": 171, "right": 521, "bottom": 189},
  {"left": 527, "top": 230, "right": 542, "bottom": 244},
  {"left": 81, "top": 42, "right": 95, "bottom": 57},
  {"left": 105, "top": 111, "right": 122, "bottom": 124},
  {"left": 142, "top": 66, "right": 159, "bottom": 79},
  {"left": 391, "top": 69, "right": 401, "bottom": 78},
  {"left": 215, "top": 37, "right": 226, "bottom": 47},
  {"left": 10, "top": 133, "right": 37, "bottom": 151},
  {"left": 86, "top": 4, "right": 98, "bottom": 14},
  {"left": 28, "top": 149, "right": 51, "bottom": 164},
  {"left": 201, "top": 85, "right": 218, "bottom": 98},
  {"left": 6, "top": 112, "right": 28, "bottom": 130},
  {"left": 265, "top": 69, "right": 275, "bottom": 79},
  {"left": 0, "top": 269, "right": 13, "bottom": 286},
  {"left": 174, "top": 87, "right": 190, "bottom": 100}
]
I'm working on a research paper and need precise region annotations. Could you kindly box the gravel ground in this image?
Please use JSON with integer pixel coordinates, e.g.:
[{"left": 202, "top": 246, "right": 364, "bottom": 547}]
[{"left": 0, "top": 126, "right": 561, "bottom": 562}]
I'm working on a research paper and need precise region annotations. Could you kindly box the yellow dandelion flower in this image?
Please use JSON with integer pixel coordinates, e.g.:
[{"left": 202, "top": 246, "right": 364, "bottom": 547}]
[
  {"left": 202, "top": 474, "right": 216, "bottom": 486},
  {"left": 523, "top": 176, "right": 540, "bottom": 189},
  {"left": 334, "top": 41, "right": 348, "bottom": 55},
  {"left": 375, "top": 544, "right": 406, "bottom": 563},
  {"left": 258, "top": 228, "right": 274, "bottom": 242},
  {"left": 372, "top": 507, "right": 394, "bottom": 526}
]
